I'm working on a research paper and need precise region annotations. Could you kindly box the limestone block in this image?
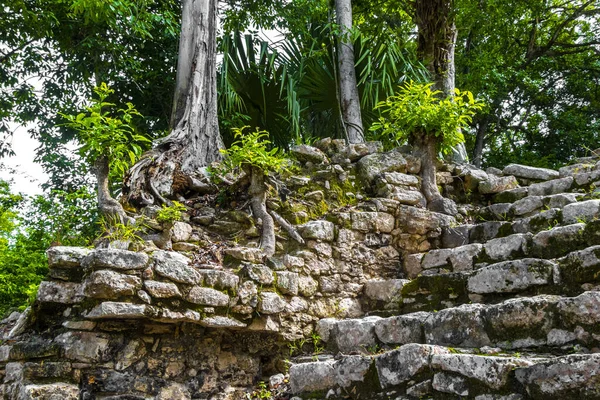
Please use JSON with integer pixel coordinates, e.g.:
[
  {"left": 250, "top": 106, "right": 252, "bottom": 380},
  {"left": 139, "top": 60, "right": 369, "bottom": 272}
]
[
  {"left": 329, "top": 316, "right": 381, "bottom": 353},
  {"left": 83, "top": 269, "right": 141, "bottom": 299},
  {"left": 364, "top": 279, "right": 409, "bottom": 302},
  {"left": 503, "top": 164, "right": 559, "bottom": 181},
  {"left": 374, "top": 312, "right": 428, "bottom": 345},
  {"left": 276, "top": 271, "right": 299, "bottom": 296},
  {"left": 424, "top": 303, "right": 491, "bottom": 347},
  {"left": 299, "top": 220, "right": 335, "bottom": 241},
  {"left": 483, "top": 233, "right": 530, "bottom": 261},
  {"left": 468, "top": 259, "right": 555, "bottom": 294},
  {"left": 224, "top": 247, "right": 264, "bottom": 263},
  {"left": 562, "top": 199, "right": 600, "bottom": 224},
  {"left": 144, "top": 280, "right": 182, "bottom": 298},
  {"left": 46, "top": 246, "right": 90, "bottom": 268},
  {"left": 479, "top": 175, "right": 519, "bottom": 194},
  {"left": 82, "top": 248, "right": 149, "bottom": 270},
  {"left": 171, "top": 221, "right": 193, "bottom": 242},
  {"left": 244, "top": 264, "right": 275, "bottom": 285},
  {"left": 153, "top": 251, "right": 200, "bottom": 285},
  {"left": 527, "top": 176, "right": 574, "bottom": 196},
  {"left": 375, "top": 344, "right": 450, "bottom": 388},
  {"left": 197, "top": 270, "right": 239, "bottom": 290},
  {"left": 356, "top": 150, "right": 408, "bottom": 187},
  {"left": 36, "top": 281, "right": 83, "bottom": 304},
  {"left": 186, "top": 286, "right": 229, "bottom": 307},
  {"left": 258, "top": 292, "right": 286, "bottom": 314}
]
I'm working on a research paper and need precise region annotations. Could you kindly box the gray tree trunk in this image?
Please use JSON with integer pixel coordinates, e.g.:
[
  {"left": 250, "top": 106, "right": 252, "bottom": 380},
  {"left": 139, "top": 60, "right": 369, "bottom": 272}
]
[
  {"left": 413, "top": 0, "right": 459, "bottom": 203},
  {"left": 125, "top": 0, "right": 223, "bottom": 206},
  {"left": 335, "top": 0, "right": 365, "bottom": 144},
  {"left": 248, "top": 167, "right": 276, "bottom": 257},
  {"left": 95, "top": 156, "right": 133, "bottom": 224}
]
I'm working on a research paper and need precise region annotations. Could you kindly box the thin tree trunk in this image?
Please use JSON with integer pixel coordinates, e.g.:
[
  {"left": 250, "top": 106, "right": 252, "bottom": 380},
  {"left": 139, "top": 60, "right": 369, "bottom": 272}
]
[
  {"left": 95, "top": 156, "right": 133, "bottom": 224},
  {"left": 335, "top": 0, "right": 365, "bottom": 144},
  {"left": 473, "top": 117, "right": 490, "bottom": 167},
  {"left": 248, "top": 167, "right": 276, "bottom": 257},
  {"left": 413, "top": 0, "right": 458, "bottom": 202},
  {"left": 124, "top": 0, "right": 223, "bottom": 206}
]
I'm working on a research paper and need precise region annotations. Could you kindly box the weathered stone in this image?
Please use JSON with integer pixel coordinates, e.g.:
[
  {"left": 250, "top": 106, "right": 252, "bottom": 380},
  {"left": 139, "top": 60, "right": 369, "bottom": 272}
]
[
  {"left": 421, "top": 248, "right": 453, "bottom": 269},
  {"left": 298, "top": 275, "right": 318, "bottom": 296},
  {"left": 493, "top": 187, "right": 529, "bottom": 203},
  {"left": 186, "top": 286, "right": 229, "bottom": 307},
  {"left": 200, "top": 316, "right": 246, "bottom": 329},
  {"left": 558, "top": 245, "right": 600, "bottom": 284},
  {"left": 479, "top": 203, "right": 513, "bottom": 220},
  {"left": 289, "top": 355, "right": 371, "bottom": 394},
  {"left": 512, "top": 208, "right": 562, "bottom": 234},
  {"left": 62, "top": 320, "right": 96, "bottom": 330},
  {"left": 511, "top": 196, "right": 544, "bottom": 216},
  {"left": 546, "top": 193, "right": 580, "bottom": 209},
  {"left": 483, "top": 233, "right": 529, "bottom": 261},
  {"left": 558, "top": 291, "right": 600, "bottom": 330},
  {"left": 357, "top": 150, "right": 408, "bottom": 187},
  {"left": 432, "top": 354, "right": 534, "bottom": 389},
  {"left": 171, "top": 221, "right": 192, "bottom": 242},
  {"left": 470, "top": 221, "right": 512, "bottom": 243},
  {"left": 351, "top": 212, "right": 395, "bottom": 233},
  {"left": 156, "top": 382, "right": 191, "bottom": 400},
  {"left": 528, "top": 176, "right": 574, "bottom": 196},
  {"left": 364, "top": 279, "right": 409, "bottom": 302},
  {"left": 276, "top": 271, "right": 299, "bottom": 296},
  {"left": 461, "top": 167, "right": 489, "bottom": 191},
  {"left": 406, "top": 379, "right": 433, "bottom": 398},
  {"left": 479, "top": 175, "right": 519, "bottom": 194},
  {"left": 530, "top": 223, "right": 586, "bottom": 259},
  {"left": 468, "top": 259, "right": 555, "bottom": 294},
  {"left": 153, "top": 251, "right": 200, "bottom": 285},
  {"left": 46, "top": 246, "right": 91, "bottom": 268},
  {"left": 197, "top": 270, "right": 239, "bottom": 290},
  {"left": 172, "top": 242, "right": 200, "bottom": 252},
  {"left": 21, "top": 361, "right": 73, "bottom": 381},
  {"left": 83, "top": 249, "right": 149, "bottom": 270},
  {"left": 83, "top": 270, "right": 141, "bottom": 299},
  {"left": 36, "top": 281, "right": 83, "bottom": 304},
  {"left": 484, "top": 295, "right": 559, "bottom": 345},
  {"left": 283, "top": 254, "right": 305, "bottom": 269},
  {"left": 562, "top": 199, "right": 600, "bottom": 224},
  {"left": 396, "top": 205, "right": 456, "bottom": 235},
  {"left": 442, "top": 225, "right": 471, "bottom": 248},
  {"left": 248, "top": 315, "right": 280, "bottom": 332},
  {"left": 115, "top": 338, "right": 146, "bottom": 371},
  {"left": 20, "top": 383, "right": 79, "bottom": 400},
  {"left": 8, "top": 340, "right": 59, "bottom": 360},
  {"left": 515, "top": 354, "right": 600, "bottom": 398},
  {"left": 85, "top": 302, "right": 148, "bottom": 319},
  {"left": 387, "top": 187, "right": 426, "bottom": 206},
  {"left": 144, "top": 280, "right": 182, "bottom": 298},
  {"left": 258, "top": 292, "right": 286, "bottom": 314},
  {"left": 381, "top": 172, "right": 419, "bottom": 187},
  {"left": 299, "top": 220, "right": 335, "bottom": 241},
  {"left": 54, "top": 331, "right": 110, "bottom": 362},
  {"left": 425, "top": 303, "right": 491, "bottom": 347},
  {"left": 428, "top": 197, "right": 458, "bottom": 217},
  {"left": 432, "top": 372, "right": 469, "bottom": 396},
  {"left": 375, "top": 312, "right": 428, "bottom": 345},
  {"left": 290, "top": 144, "right": 329, "bottom": 164},
  {"left": 503, "top": 164, "right": 559, "bottom": 181},
  {"left": 243, "top": 263, "right": 275, "bottom": 285},
  {"left": 224, "top": 247, "right": 264, "bottom": 263},
  {"left": 449, "top": 243, "right": 483, "bottom": 272},
  {"left": 375, "top": 344, "right": 450, "bottom": 388},
  {"left": 329, "top": 316, "right": 381, "bottom": 353},
  {"left": 316, "top": 318, "right": 338, "bottom": 343}
]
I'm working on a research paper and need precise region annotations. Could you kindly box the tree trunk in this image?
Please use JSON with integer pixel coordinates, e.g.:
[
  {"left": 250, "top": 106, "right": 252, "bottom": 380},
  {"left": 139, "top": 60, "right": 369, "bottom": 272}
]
[
  {"left": 248, "top": 167, "right": 276, "bottom": 257},
  {"left": 335, "top": 0, "right": 365, "bottom": 144},
  {"left": 124, "top": 0, "right": 223, "bottom": 206},
  {"left": 95, "top": 156, "right": 133, "bottom": 224},
  {"left": 413, "top": 0, "right": 457, "bottom": 203},
  {"left": 412, "top": 133, "right": 443, "bottom": 203},
  {"left": 473, "top": 117, "right": 490, "bottom": 167}
]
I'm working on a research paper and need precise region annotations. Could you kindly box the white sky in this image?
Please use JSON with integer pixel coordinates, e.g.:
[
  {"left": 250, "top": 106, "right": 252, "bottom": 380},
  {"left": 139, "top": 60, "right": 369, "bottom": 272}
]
[{"left": 0, "top": 124, "right": 47, "bottom": 197}]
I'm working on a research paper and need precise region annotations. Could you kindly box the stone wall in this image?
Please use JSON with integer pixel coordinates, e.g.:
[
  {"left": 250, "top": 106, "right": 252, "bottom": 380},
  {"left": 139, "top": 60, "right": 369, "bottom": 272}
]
[{"left": 2, "top": 139, "right": 600, "bottom": 399}]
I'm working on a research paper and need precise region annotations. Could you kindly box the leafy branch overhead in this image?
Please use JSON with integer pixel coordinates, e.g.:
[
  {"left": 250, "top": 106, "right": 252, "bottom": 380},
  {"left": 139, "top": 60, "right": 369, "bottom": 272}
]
[
  {"left": 371, "top": 82, "right": 485, "bottom": 155},
  {"left": 220, "top": 126, "right": 288, "bottom": 175},
  {"left": 60, "top": 83, "right": 151, "bottom": 180}
]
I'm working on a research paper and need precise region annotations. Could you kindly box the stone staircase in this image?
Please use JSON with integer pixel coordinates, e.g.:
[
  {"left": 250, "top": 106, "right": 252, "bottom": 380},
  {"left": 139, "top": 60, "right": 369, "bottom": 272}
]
[{"left": 287, "top": 161, "right": 600, "bottom": 399}]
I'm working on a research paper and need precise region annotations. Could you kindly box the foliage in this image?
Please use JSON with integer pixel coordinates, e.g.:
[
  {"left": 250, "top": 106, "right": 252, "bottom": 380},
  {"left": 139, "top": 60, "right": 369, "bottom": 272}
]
[
  {"left": 0, "top": 179, "right": 97, "bottom": 316},
  {"left": 155, "top": 201, "right": 186, "bottom": 224},
  {"left": 97, "top": 215, "right": 145, "bottom": 244},
  {"left": 1, "top": 0, "right": 178, "bottom": 190},
  {"left": 60, "top": 83, "right": 151, "bottom": 180},
  {"left": 371, "top": 81, "right": 485, "bottom": 154},
  {"left": 220, "top": 127, "right": 288, "bottom": 175}
]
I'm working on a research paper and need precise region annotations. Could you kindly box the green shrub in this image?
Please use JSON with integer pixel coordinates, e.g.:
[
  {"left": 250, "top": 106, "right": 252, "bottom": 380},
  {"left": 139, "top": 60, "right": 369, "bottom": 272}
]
[
  {"left": 156, "top": 201, "right": 186, "bottom": 224},
  {"left": 370, "top": 81, "right": 485, "bottom": 154}
]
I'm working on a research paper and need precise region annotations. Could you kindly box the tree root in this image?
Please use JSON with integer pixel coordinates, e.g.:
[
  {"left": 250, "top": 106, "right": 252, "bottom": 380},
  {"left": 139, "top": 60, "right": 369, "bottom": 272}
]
[{"left": 268, "top": 209, "right": 305, "bottom": 244}]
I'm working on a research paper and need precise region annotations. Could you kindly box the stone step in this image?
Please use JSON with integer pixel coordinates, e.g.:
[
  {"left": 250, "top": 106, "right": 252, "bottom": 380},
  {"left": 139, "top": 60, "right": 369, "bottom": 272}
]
[
  {"left": 406, "top": 222, "right": 599, "bottom": 279},
  {"left": 288, "top": 343, "right": 600, "bottom": 399},
  {"left": 317, "top": 291, "right": 600, "bottom": 354},
  {"left": 443, "top": 198, "right": 598, "bottom": 249}
]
